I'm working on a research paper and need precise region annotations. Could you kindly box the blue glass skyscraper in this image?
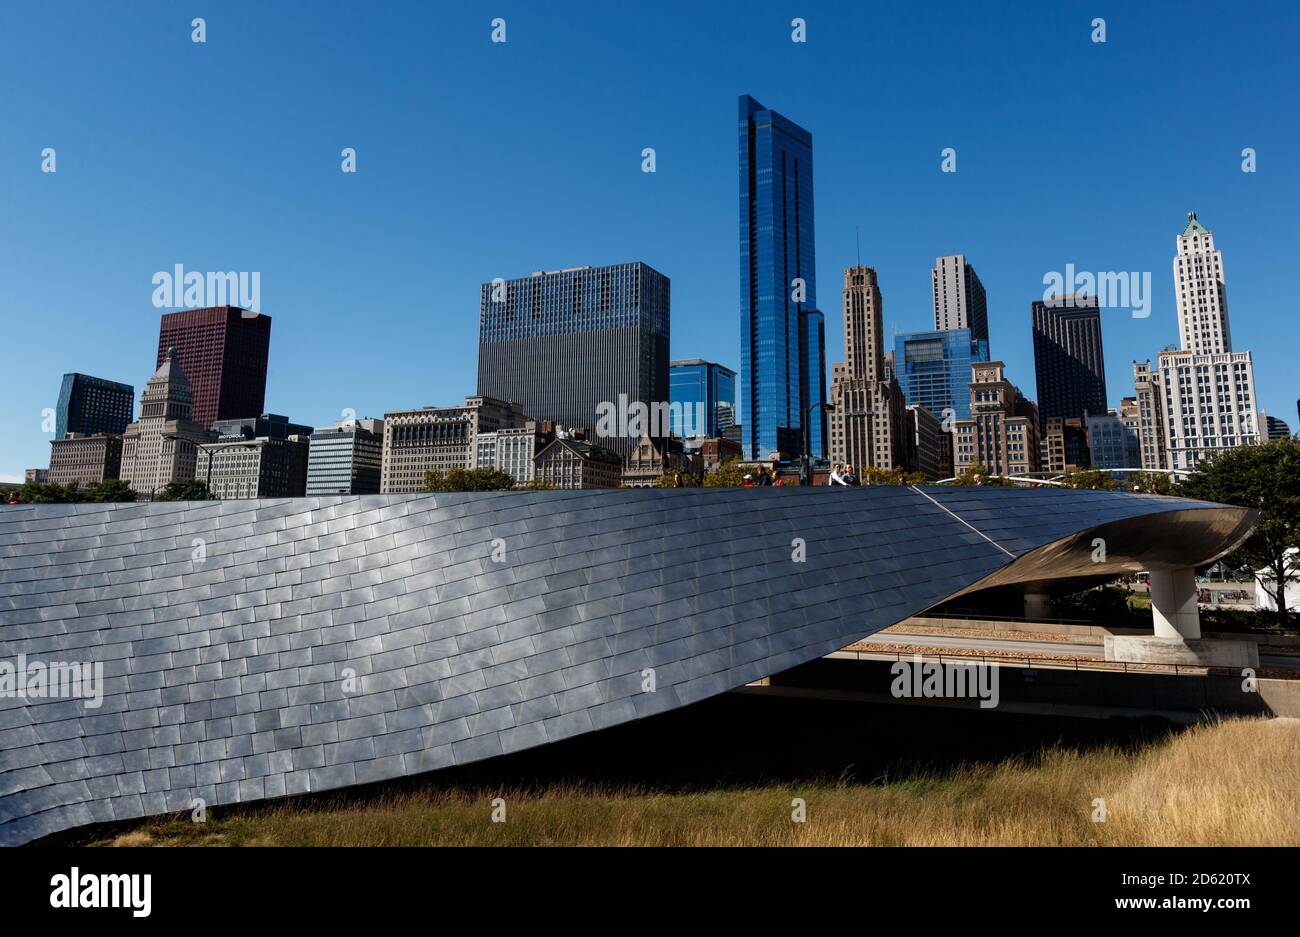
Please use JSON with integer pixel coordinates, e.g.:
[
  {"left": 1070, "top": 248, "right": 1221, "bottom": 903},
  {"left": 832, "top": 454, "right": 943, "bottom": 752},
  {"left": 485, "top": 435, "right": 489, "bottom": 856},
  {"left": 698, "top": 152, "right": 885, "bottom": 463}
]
[
  {"left": 894, "top": 329, "right": 990, "bottom": 423},
  {"left": 739, "top": 94, "right": 824, "bottom": 460},
  {"left": 669, "top": 359, "right": 736, "bottom": 438}
]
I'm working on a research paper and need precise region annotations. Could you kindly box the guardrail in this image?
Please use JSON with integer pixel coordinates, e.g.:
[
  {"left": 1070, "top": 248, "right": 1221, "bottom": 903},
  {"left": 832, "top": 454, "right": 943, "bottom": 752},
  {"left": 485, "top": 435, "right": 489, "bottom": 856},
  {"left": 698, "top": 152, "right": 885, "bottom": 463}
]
[{"left": 832, "top": 647, "right": 1245, "bottom": 678}]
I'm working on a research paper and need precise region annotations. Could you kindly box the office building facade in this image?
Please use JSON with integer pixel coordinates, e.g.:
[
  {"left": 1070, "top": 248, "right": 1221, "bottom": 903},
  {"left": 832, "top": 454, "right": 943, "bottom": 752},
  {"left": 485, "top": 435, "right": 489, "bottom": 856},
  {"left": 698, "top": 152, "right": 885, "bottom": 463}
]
[
  {"left": 156, "top": 306, "right": 272, "bottom": 431},
  {"left": 54, "top": 373, "right": 134, "bottom": 440},
  {"left": 739, "top": 94, "right": 824, "bottom": 460},
  {"left": 1086, "top": 410, "right": 1140, "bottom": 470},
  {"left": 476, "top": 262, "right": 669, "bottom": 463},
  {"left": 932, "top": 254, "right": 989, "bottom": 344},
  {"left": 1131, "top": 360, "right": 1168, "bottom": 471},
  {"left": 1031, "top": 294, "right": 1106, "bottom": 428},
  {"left": 952, "top": 361, "right": 1041, "bottom": 477},
  {"left": 1042, "top": 416, "right": 1088, "bottom": 474},
  {"left": 381, "top": 396, "right": 528, "bottom": 493},
  {"left": 1265, "top": 415, "right": 1291, "bottom": 441},
  {"left": 894, "top": 329, "right": 991, "bottom": 424},
  {"left": 906, "top": 404, "right": 946, "bottom": 480},
  {"left": 669, "top": 359, "right": 737, "bottom": 440},
  {"left": 306, "top": 419, "right": 385, "bottom": 496},
  {"left": 47, "top": 434, "right": 123, "bottom": 488},
  {"left": 198, "top": 435, "right": 311, "bottom": 499}
]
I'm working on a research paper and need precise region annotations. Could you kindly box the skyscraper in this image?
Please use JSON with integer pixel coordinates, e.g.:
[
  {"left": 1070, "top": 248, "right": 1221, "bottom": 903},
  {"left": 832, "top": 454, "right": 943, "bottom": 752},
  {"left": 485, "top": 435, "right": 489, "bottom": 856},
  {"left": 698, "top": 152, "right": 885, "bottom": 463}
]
[
  {"left": 1158, "top": 213, "right": 1260, "bottom": 471},
  {"left": 894, "top": 329, "right": 991, "bottom": 423},
  {"left": 828, "top": 266, "right": 908, "bottom": 473},
  {"left": 156, "top": 306, "right": 272, "bottom": 431},
  {"left": 1031, "top": 293, "right": 1106, "bottom": 429},
  {"left": 669, "top": 359, "right": 736, "bottom": 438},
  {"left": 894, "top": 327, "right": 990, "bottom": 477},
  {"left": 932, "top": 254, "right": 989, "bottom": 344},
  {"left": 54, "top": 373, "right": 135, "bottom": 439},
  {"left": 476, "top": 262, "right": 669, "bottom": 462},
  {"left": 119, "top": 347, "right": 211, "bottom": 496},
  {"left": 739, "top": 94, "right": 824, "bottom": 460}
]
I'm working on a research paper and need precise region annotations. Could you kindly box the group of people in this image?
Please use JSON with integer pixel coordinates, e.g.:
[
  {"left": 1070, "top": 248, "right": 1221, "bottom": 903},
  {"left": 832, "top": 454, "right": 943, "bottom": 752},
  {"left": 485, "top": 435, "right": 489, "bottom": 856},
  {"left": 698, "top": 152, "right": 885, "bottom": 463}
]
[
  {"left": 742, "top": 468, "right": 783, "bottom": 487},
  {"left": 826, "top": 463, "right": 860, "bottom": 486}
]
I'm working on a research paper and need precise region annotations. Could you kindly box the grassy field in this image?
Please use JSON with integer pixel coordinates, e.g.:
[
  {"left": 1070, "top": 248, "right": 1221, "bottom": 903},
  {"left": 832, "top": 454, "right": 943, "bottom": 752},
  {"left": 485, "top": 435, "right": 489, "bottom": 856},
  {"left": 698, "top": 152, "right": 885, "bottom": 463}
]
[{"left": 85, "top": 716, "right": 1299, "bottom": 847}]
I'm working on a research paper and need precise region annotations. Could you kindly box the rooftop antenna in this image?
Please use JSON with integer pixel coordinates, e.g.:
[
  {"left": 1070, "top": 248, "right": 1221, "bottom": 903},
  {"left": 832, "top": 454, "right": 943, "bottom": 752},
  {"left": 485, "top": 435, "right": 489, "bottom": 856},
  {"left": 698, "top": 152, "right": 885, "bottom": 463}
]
[{"left": 855, "top": 226, "right": 861, "bottom": 266}]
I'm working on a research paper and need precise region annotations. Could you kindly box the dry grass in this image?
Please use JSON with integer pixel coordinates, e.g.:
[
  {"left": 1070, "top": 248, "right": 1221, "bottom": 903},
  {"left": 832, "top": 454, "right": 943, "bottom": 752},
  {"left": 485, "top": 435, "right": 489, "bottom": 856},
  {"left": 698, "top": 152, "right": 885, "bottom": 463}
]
[{"left": 86, "top": 717, "right": 1300, "bottom": 847}]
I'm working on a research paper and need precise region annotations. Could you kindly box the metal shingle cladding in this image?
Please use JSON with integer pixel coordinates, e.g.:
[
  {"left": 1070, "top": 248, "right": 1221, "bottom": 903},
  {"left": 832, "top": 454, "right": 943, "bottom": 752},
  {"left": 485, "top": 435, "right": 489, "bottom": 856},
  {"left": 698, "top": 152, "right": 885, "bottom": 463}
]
[{"left": 0, "top": 487, "right": 1244, "bottom": 844}]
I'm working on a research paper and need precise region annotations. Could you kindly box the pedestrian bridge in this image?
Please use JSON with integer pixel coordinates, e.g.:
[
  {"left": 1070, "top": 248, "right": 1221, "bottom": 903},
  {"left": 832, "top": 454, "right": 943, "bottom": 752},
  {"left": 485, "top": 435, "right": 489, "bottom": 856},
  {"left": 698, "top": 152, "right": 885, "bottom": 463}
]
[{"left": 0, "top": 487, "right": 1255, "bottom": 844}]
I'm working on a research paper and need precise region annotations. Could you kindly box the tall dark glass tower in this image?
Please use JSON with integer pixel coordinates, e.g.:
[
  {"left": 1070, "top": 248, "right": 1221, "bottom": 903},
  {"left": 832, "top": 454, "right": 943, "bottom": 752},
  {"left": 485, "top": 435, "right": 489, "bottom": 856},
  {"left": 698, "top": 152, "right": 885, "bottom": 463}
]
[
  {"left": 739, "top": 94, "right": 823, "bottom": 460},
  {"left": 476, "top": 262, "right": 670, "bottom": 461},
  {"left": 1031, "top": 294, "right": 1107, "bottom": 429},
  {"left": 55, "top": 373, "right": 135, "bottom": 439}
]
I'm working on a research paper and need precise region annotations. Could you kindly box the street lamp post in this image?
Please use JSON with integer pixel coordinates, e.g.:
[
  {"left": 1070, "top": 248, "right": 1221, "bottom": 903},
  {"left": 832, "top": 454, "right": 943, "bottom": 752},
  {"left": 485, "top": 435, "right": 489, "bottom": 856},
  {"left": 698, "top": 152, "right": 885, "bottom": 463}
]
[
  {"left": 801, "top": 402, "right": 833, "bottom": 487},
  {"left": 163, "top": 435, "right": 254, "bottom": 500}
]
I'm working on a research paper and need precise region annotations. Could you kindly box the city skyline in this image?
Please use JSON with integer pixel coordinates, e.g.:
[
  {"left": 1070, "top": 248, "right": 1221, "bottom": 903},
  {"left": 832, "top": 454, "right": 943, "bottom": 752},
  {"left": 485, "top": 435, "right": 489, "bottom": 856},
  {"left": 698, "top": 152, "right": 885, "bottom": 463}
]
[{"left": 3, "top": 1, "right": 1299, "bottom": 478}]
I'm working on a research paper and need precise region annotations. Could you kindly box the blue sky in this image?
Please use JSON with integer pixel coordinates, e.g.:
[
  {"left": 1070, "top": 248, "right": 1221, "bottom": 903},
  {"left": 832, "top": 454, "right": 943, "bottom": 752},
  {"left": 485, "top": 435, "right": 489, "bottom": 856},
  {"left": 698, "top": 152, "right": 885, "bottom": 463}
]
[{"left": 2, "top": 0, "right": 1298, "bottom": 479}]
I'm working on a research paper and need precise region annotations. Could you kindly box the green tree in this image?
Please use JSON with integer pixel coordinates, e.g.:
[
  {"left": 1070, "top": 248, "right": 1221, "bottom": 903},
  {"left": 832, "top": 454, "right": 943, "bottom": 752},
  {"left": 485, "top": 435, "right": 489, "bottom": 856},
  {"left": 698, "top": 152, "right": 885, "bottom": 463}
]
[
  {"left": 952, "top": 461, "right": 1005, "bottom": 487},
  {"left": 154, "top": 479, "right": 211, "bottom": 501},
  {"left": 1177, "top": 438, "right": 1300, "bottom": 623},
  {"left": 1059, "top": 469, "right": 1120, "bottom": 490},
  {"left": 861, "top": 466, "right": 927, "bottom": 486},
  {"left": 84, "top": 479, "right": 138, "bottom": 502},
  {"left": 15, "top": 481, "right": 84, "bottom": 503},
  {"left": 653, "top": 471, "right": 700, "bottom": 488},
  {"left": 1128, "top": 471, "right": 1175, "bottom": 495},
  {"left": 421, "top": 467, "right": 518, "bottom": 492},
  {"left": 702, "top": 458, "right": 749, "bottom": 487}
]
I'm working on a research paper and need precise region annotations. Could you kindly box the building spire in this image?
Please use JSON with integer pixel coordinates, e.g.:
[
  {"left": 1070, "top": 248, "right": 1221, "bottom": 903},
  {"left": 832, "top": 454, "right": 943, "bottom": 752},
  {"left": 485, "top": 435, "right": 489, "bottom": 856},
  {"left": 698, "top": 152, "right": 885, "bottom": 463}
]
[{"left": 1182, "top": 211, "right": 1210, "bottom": 236}]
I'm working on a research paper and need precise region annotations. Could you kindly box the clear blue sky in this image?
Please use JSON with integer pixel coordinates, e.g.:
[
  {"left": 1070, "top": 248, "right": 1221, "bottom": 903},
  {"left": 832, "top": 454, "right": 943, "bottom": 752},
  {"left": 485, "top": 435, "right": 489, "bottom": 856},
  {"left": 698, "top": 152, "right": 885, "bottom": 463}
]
[{"left": 2, "top": 0, "right": 1298, "bottom": 479}]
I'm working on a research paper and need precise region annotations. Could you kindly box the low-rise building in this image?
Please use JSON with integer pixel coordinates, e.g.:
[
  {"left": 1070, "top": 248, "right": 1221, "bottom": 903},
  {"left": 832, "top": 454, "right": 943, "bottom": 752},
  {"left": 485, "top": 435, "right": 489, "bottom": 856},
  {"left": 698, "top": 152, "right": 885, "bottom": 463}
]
[
  {"left": 199, "top": 435, "right": 311, "bottom": 499},
  {"left": 683, "top": 435, "right": 743, "bottom": 474},
  {"left": 494, "top": 421, "right": 556, "bottom": 484},
  {"left": 622, "top": 435, "right": 701, "bottom": 487},
  {"left": 534, "top": 437, "right": 622, "bottom": 489},
  {"left": 381, "top": 395, "right": 528, "bottom": 493},
  {"left": 47, "top": 433, "right": 123, "bottom": 488}
]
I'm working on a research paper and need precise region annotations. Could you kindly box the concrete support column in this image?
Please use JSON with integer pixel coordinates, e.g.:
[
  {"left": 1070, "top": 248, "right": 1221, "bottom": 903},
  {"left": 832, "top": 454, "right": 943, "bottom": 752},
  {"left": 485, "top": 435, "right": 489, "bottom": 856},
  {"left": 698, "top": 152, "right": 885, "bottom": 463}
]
[
  {"left": 1023, "top": 591, "right": 1052, "bottom": 620},
  {"left": 1150, "top": 567, "right": 1201, "bottom": 640}
]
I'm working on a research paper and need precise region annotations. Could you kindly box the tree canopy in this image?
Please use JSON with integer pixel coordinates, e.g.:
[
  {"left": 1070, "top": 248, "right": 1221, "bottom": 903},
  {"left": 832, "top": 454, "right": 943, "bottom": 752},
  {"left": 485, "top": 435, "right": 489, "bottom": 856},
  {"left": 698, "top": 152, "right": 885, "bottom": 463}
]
[{"left": 1178, "top": 438, "right": 1300, "bottom": 621}]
